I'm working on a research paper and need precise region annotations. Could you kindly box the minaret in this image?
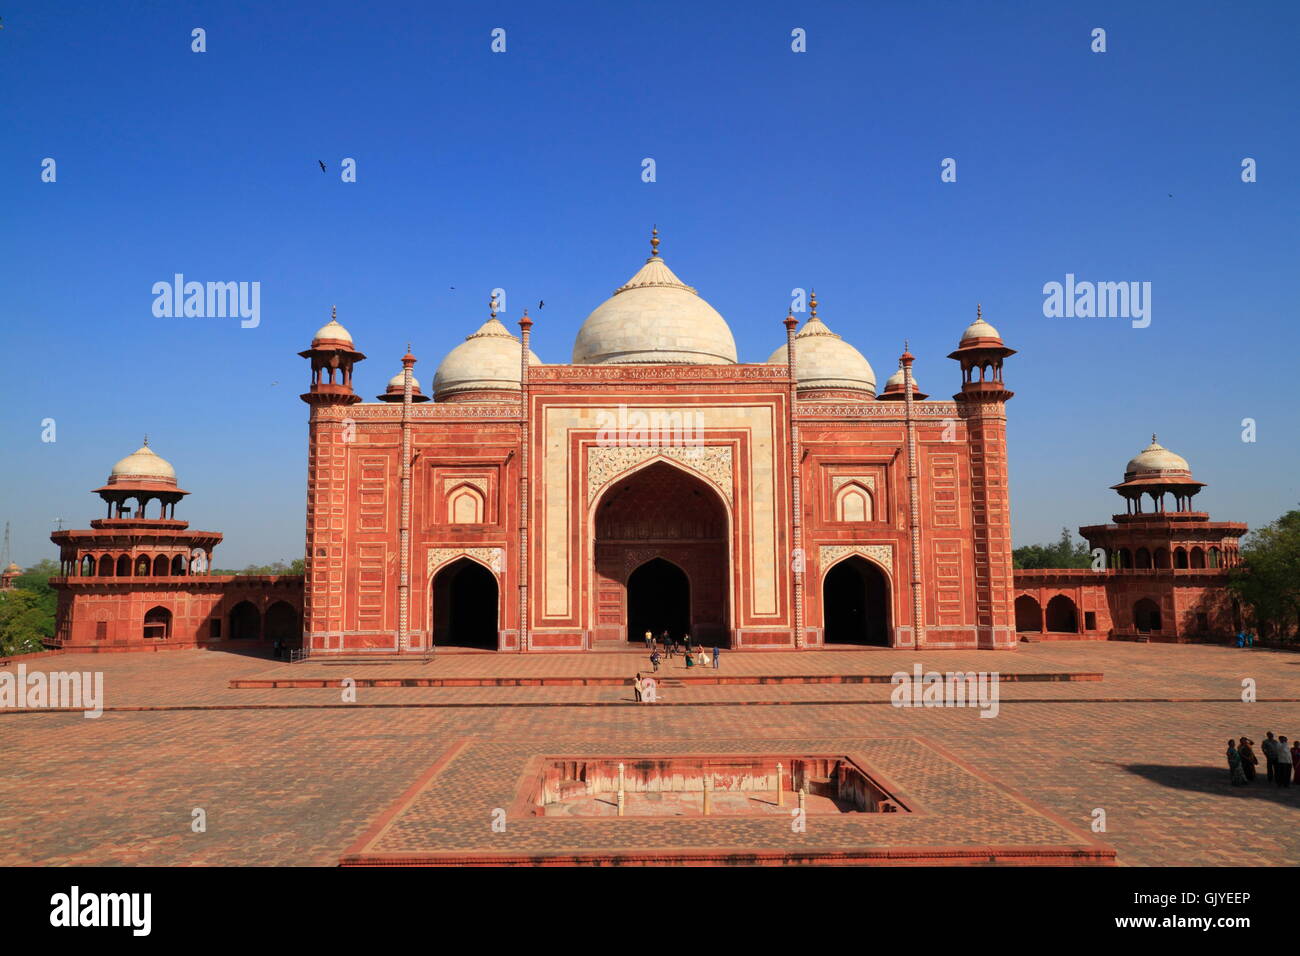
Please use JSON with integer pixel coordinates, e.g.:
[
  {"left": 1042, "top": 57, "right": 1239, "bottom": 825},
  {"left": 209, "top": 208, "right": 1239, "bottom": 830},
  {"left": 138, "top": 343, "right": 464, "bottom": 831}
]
[
  {"left": 783, "top": 306, "right": 803, "bottom": 648},
  {"left": 948, "top": 305, "right": 1017, "bottom": 650},
  {"left": 901, "top": 343, "right": 925, "bottom": 648},
  {"left": 518, "top": 306, "right": 534, "bottom": 653},
  {"left": 299, "top": 308, "right": 366, "bottom": 654}
]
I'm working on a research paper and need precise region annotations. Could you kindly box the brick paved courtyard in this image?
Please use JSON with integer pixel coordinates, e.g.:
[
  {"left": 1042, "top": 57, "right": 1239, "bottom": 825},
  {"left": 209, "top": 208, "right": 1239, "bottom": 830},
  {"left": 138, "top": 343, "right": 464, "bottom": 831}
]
[{"left": 2, "top": 642, "right": 1298, "bottom": 865}]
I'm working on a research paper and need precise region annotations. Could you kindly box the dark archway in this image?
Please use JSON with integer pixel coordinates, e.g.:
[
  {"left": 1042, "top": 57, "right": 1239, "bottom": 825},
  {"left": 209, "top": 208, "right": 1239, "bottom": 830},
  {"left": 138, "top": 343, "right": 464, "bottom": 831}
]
[
  {"left": 431, "top": 558, "right": 499, "bottom": 648},
  {"left": 593, "top": 460, "right": 730, "bottom": 645},
  {"left": 1134, "top": 598, "right": 1162, "bottom": 633},
  {"left": 116, "top": 555, "right": 130, "bottom": 577},
  {"left": 265, "top": 601, "right": 299, "bottom": 648},
  {"left": 1015, "top": 595, "right": 1043, "bottom": 632},
  {"left": 143, "top": 606, "right": 172, "bottom": 640},
  {"left": 627, "top": 558, "right": 691, "bottom": 644},
  {"left": 229, "top": 601, "right": 261, "bottom": 640},
  {"left": 822, "top": 556, "right": 890, "bottom": 646},
  {"left": 1045, "top": 595, "right": 1079, "bottom": 633}
]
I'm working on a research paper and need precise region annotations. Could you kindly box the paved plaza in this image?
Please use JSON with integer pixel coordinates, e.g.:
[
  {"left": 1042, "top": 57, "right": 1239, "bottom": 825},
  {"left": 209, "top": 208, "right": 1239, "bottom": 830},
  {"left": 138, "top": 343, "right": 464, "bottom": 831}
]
[{"left": 2, "top": 642, "right": 1298, "bottom": 865}]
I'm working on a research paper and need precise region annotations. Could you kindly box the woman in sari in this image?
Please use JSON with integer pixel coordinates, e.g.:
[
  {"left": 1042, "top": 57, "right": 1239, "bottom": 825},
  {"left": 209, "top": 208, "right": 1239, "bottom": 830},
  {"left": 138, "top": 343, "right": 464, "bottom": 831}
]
[
  {"left": 684, "top": 648, "right": 695, "bottom": 668},
  {"left": 1239, "top": 737, "right": 1258, "bottom": 782},
  {"left": 1226, "top": 740, "right": 1247, "bottom": 786}
]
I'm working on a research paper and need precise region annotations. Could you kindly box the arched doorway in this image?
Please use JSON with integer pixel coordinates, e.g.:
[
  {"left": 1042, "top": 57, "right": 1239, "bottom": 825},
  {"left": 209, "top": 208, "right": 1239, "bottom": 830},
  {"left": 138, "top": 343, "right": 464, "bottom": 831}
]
[
  {"left": 229, "top": 601, "right": 261, "bottom": 640},
  {"left": 1015, "top": 595, "right": 1043, "bottom": 633},
  {"left": 265, "top": 601, "right": 299, "bottom": 649},
  {"left": 592, "top": 461, "right": 730, "bottom": 645},
  {"left": 627, "top": 558, "right": 690, "bottom": 644},
  {"left": 1133, "top": 598, "right": 1162, "bottom": 633},
  {"left": 822, "top": 555, "right": 891, "bottom": 646},
  {"left": 1045, "top": 595, "right": 1079, "bottom": 633},
  {"left": 431, "top": 557, "right": 499, "bottom": 648},
  {"left": 143, "top": 606, "right": 172, "bottom": 640}
]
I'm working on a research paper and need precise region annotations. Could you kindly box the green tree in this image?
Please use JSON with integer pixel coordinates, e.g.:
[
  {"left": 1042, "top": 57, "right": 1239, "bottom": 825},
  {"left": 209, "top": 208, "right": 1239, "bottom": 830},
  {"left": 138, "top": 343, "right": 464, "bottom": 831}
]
[
  {"left": 1229, "top": 509, "right": 1300, "bottom": 641},
  {"left": 1013, "top": 527, "right": 1093, "bottom": 570},
  {"left": 0, "top": 587, "right": 54, "bottom": 655}
]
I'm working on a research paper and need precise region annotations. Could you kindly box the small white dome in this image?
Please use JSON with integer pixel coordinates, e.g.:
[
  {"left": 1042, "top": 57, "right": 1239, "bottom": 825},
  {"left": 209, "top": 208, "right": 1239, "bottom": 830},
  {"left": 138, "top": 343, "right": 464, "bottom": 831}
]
[
  {"left": 110, "top": 443, "right": 176, "bottom": 481},
  {"left": 766, "top": 314, "right": 875, "bottom": 393},
  {"left": 959, "top": 316, "right": 1001, "bottom": 345},
  {"left": 387, "top": 370, "right": 422, "bottom": 391},
  {"left": 1125, "top": 435, "right": 1192, "bottom": 479},
  {"left": 572, "top": 254, "right": 737, "bottom": 365},
  {"left": 884, "top": 367, "right": 918, "bottom": 390},
  {"left": 434, "top": 317, "right": 541, "bottom": 398},
  {"left": 312, "top": 318, "right": 354, "bottom": 347}
]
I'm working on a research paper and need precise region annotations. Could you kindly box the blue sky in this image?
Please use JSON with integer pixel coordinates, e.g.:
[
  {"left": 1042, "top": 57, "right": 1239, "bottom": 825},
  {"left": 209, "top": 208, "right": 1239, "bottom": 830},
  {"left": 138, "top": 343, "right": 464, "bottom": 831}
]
[{"left": 2, "top": 0, "right": 1297, "bottom": 567}]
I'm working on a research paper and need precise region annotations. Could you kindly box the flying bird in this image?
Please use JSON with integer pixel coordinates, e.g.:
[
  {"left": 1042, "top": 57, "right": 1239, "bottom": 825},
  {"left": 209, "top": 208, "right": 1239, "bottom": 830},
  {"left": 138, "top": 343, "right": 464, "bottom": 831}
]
[
  {"left": 318, "top": 160, "right": 327, "bottom": 173},
  {"left": 538, "top": 299, "right": 545, "bottom": 310}
]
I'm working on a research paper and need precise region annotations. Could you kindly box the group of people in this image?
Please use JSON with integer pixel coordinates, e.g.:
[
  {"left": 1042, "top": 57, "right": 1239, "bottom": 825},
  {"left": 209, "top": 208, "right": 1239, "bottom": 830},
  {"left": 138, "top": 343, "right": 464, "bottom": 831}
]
[
  {"left": 1234, "top": 630, "right": 1258, "bottom": 648},
  {"left": 642, "top": 629, "right": 721, "bottom": 673},
  {"left": 1226, "top": 732, "right": 1298, "bottom": 787}
]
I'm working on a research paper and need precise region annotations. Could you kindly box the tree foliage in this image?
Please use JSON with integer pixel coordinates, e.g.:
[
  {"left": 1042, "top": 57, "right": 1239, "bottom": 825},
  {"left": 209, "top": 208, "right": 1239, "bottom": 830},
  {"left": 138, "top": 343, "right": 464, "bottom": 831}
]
[
  {"left": 1013, "top": 527, "right": 1093, "bottom": 570},
  {"left": 1229, "top": 509, "right": 1300, "bottom": 640},
  {"left": 0, "top": 560, "right": 59, "bottom": 656}
]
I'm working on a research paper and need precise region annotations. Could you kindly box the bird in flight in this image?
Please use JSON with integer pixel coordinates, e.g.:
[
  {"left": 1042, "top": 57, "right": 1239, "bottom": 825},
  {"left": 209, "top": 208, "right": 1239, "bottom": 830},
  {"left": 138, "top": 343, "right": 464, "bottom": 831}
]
[
  {"left": 318, "top": 160, "right": 327, "bottom": 173},
  {"left": 538, "top": 299, "right": 545, "bottom": 310}
]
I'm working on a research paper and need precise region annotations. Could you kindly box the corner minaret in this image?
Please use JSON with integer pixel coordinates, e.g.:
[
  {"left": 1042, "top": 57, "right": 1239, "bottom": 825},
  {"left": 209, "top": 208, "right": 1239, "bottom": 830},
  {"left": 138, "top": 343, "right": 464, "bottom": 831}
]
[
  {"left": 949, "top": 306, "right": 1016, "bottom": 649},
  {"left": 299, "top": 306, "right": 366, "bottom": 406}
]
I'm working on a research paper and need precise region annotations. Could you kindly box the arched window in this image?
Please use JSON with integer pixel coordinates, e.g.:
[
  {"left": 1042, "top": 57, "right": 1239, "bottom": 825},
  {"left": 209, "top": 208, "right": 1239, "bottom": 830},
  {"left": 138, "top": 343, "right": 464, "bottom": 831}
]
[
  {"left": 1174, "top": 547, "right": 1188, "bottom": 569},
  {"left": 1208, "top": 547, "right": 1221, "bottom": 568},
  {"left": 1015, "top": 595, "right": 1043, "bottom": 633},
  {"left": 1045, "top": 595, "right": 1080, "bottom": 633},
  {"left": 81, "top": 555, "right": 95, "bottom": 576},
  {"left": 1118, "top": 549, "right": 1132, "bottom": 570},
  {"left": 115, "top": 555, "right": 130, "bottom": 576},
  {"left": 1135, "top": 548, "right": 1152, "bottom": 569},
  {"left": 1154, "top": 548, "right": 1169, "bottom": 569},
  {"left": 135, "top": 555, "right": 151, "bottom": 576},
  {"left": 171, "top": 554, "right": 185, "bottom": 575},
  {"left": 834, "top": 483, "right": 873, "bottom": 522},
  {"left": 153, "top": 555, "right": 170, "bottom": 576},
  {"left": 1190, "top": 547, "right": 1206, "bottom": 569},
  {"left": 447, "top": 484, "right": 484, "bottom": 524},
  {"left": 143, "top": 606, "right": 172, "bottom": 640},
  {"left": 1133, "top": 598, "right": 1162, "bottom": 633}
]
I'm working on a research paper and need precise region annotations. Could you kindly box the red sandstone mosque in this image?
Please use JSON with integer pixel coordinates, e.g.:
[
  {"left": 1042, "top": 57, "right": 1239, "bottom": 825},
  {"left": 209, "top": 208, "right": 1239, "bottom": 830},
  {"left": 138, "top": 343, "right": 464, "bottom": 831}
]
[{"left": 47, "top": 234, "right": 1246, "bottom": 654}]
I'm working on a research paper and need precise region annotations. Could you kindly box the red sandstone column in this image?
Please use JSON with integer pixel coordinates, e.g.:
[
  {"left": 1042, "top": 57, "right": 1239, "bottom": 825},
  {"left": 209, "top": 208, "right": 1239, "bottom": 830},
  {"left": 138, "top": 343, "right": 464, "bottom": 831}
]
[
  {"left": 784, "top": 311, "right": 803, "bottom": 649},
  {"left": 902, "top": 345, "right": 924, "bottom": 649},
  {"left": 518, "top": 310, "right": 533, "bottom": 653},
  {"left": 397, "top": 347, "right": 416, "bottom": 654},
  {"left": 964, "top": 402, "right": 1015, "bottom": 648}
]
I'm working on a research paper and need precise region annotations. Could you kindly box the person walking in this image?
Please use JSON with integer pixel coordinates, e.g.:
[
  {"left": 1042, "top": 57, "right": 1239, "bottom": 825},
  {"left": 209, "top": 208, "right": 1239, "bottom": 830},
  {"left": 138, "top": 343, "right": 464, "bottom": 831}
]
[
  {"left": 650, "top": 649, "right": 661, "bottom": 673},
  {"left": 1292, "top": 739, "right": 1300, "bottom": 780},
  {"left": 632, "top": 673, "right": 644, "bottom": 703},
  {"left": 1239, "top": 737, "right": 1258, "bottom": 782},
  {"left": 1263, "top": 732, "right": 1278, "bottom": 782},
  {"left": 712, "top": 645, "right": 720, "bottom": 669},
  {"left": 1227, "top": 740, "right": 1248, "bottom": 786},
  {"left": 644, "top": 629, "right": 653, "bottom": 650},
  {"left": 1276, "top": 735, "right": 1293, "bottom": 787}
]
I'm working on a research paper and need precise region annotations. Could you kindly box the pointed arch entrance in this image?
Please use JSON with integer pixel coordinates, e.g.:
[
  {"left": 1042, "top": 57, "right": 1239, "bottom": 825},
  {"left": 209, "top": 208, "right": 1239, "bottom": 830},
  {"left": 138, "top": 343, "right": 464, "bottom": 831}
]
[
  {"left": 591, "top": 460, "right": 730, "bottom": 646},
  {"left": 431, "top": 557, "right": 499, "bottom": 649},
  {"left": 822, "top": 555, "right": 891, "bottom": 646}
]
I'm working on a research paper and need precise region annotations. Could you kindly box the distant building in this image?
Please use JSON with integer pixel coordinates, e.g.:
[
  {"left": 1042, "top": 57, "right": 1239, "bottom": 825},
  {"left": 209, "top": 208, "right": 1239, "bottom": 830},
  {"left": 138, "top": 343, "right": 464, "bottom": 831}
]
[
  {"left": 47, "top": 440, "right": 301, "bottom": 651},
  {"left": 1013, "top": 436, "right": 1246, "bottom": 642},
  {"left": 0, "top": 562, "right": 20, "bottom": 591}
]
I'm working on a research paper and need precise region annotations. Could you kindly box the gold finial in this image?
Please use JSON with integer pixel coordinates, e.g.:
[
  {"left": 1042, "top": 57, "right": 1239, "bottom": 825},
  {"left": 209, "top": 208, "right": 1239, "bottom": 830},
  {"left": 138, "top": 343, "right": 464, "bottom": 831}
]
[
  {"left": 650, "top": 225, "right": 660, "bottom": 258},
  {"left": 331, "top": 304, "right": 337, "bottom": 322},
  {"left": 489, "top": 293, "right": 498, "bottom": 319},
  {"left": 809, "top": 289, "right": 818, "bottom": 319},
  {"left": 976, "top": 303, "right": 982, "bottom": 321}
]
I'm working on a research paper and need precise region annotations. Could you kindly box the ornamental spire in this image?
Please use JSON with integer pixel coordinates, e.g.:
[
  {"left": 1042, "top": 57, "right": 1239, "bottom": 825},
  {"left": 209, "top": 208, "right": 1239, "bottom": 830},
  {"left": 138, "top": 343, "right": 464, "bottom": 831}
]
[{"left": 650, "top": 225, "right": 660, "bottom": 258}]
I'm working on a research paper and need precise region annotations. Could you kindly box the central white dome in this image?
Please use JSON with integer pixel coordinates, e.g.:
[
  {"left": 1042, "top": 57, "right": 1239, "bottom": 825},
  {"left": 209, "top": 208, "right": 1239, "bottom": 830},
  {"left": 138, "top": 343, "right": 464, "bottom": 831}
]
[{"left": 572, "top": 254, "right": 737, "bottom": 365}]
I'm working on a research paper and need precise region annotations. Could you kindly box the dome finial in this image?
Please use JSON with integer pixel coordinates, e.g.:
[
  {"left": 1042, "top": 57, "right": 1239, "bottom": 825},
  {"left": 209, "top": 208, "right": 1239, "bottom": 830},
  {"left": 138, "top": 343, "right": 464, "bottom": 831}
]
[
  {"left": 1152, "top": 432, "right": 1158, "bottom": 444},
  {"left": 331, "top": 304, "right": 337, "bottom": 321},
  {"left": 809, "top": 288, "right": 818, "bottom": 320},
  {"left": 143, "top": 434, "right": 149, "bottom": 447},
  {"left": 489, "top": 292, "right": 498, "bottom": 320},
  {"left": 650, "top": 225, "right": 660, "bottom": 258},
  {"left": 976, "top": 303, "right": 982, "bottom": 321}
]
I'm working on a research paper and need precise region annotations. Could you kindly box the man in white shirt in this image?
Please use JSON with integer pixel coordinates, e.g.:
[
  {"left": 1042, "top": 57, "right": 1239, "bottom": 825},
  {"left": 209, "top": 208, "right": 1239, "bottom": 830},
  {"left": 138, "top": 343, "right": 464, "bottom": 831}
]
[{"left": 1276, "top": 735, "right": 1293, "bottom": 787}]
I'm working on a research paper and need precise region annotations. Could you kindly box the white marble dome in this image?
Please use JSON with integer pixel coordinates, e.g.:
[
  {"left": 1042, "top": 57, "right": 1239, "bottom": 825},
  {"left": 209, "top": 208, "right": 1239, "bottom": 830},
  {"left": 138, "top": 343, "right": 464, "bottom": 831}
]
[
  {"left": 1124, "top": 435, "right": 1192, "bottom": 480},
  {"left": 766, "top": 313, "right": 876, "bottom": 394},
  {"left": 434, "top": 317, "right": 541, "bottom": 398},
  {"left": 387, "top": 370, "right": 422, "bottom": 391},
  {"left": 958, "top": 312, "right": 1002, "bottom": 346},
  {"left": 311, "top": 317, "right": 354, "bottom": 347},
  {"left": 110, "top": 442, "right": 176, "bottom": 481},
  {"left": 883, "top": 367, "right": 919, "bottom": 391},
  {"left": 572, "top": 254, "right": 738, "bottom": 365}
]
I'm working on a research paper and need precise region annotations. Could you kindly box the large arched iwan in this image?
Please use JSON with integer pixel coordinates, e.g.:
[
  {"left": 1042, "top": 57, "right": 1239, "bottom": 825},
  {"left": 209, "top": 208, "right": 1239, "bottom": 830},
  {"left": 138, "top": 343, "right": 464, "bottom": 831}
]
[
  {"left": 430, "top": 557, "right": 499, "bottom": 649},
  {"left": 591, "top": 460, "right": 730, "bottom": 646}
]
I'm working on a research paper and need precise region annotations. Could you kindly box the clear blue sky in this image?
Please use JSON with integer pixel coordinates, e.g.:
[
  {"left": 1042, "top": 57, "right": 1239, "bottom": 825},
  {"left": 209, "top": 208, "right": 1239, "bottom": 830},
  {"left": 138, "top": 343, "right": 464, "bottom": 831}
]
[{"left": 2, "top": 0, "right": 1297, "bottom": 568}]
